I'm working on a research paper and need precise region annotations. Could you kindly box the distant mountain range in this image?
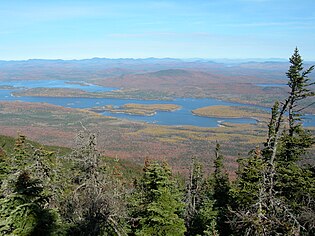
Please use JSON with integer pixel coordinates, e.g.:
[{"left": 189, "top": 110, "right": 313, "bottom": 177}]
[
  {"left": 1, "top": 57, "right": 313, "bottom": 64},
  {"left": 0, "top": 57, "right": 313, "bottom": 82}
]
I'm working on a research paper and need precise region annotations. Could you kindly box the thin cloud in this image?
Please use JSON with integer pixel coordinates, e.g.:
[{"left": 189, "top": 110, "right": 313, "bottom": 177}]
[
  {"left": 217, "top": 21, "right": 315, "bottom": 28},
  {"left": 108, "top": 32, "right": 214, "bottom": 38}
]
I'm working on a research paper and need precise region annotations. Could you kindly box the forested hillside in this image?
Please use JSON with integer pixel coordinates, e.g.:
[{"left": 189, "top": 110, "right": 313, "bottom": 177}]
[{"left": 0, "top": 50, "right": 314, "bottom": 235}]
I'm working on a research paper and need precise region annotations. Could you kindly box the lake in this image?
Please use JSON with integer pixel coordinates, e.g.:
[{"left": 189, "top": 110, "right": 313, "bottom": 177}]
[
  {"left": 0, "top": 80, "right": 314, "bottom": 128},
  {"left": 255, "top": 83, "right": 287, "bottom": 87}
]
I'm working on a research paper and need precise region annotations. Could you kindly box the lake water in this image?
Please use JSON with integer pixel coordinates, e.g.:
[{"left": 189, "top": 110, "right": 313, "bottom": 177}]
[
  {"left": 0, "top": 80, "right": 116, "bottom": 92},
  {"left": 255, "top": 83, "right": 287, "bottom": 87},
  {"left": 0, "top": 80, "right": 314, "bottom": 128}
]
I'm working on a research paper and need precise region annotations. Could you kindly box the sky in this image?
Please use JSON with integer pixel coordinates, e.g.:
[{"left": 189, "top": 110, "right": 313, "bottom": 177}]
[{"left": 0, "top": 0, "right": 314, "bottom": 60}]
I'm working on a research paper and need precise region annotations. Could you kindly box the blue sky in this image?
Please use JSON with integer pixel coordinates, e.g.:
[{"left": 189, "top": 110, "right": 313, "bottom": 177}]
[{"left": 0, "top": 0, "right": 314, "bottom": 60}]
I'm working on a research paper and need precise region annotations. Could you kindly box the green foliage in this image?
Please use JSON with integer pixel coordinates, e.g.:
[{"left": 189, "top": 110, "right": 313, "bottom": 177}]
[
  {"left": 0, "top": 133, "right": 140, "bottom": 236},
  {"left": 193, "top": 196, "right": 218, "bottom": 236},
  {"left": 231, "top": 147, "right": 265, "bottom": 208},
  {"left": 13, "top": 135, "right": 29, "bottom": 169},
  {"left": 286, "top": 47, "right": 314, "bottom": 103},
  {"left": 0, "top": 135, "right": 66, "bottom": 235},
  {"left": 213, "top": 143, "right": 231, "bottom": 236},
  {"left": 230, "top": 48, "right": 315, "bottom": 235},
  {"left": 229, "top": 148, "right": 267, "bottom": 235},
  {"left": 184, "top": 146, "right": 231, "bottom": 236},
  {"left": 130, "top": 160, "right": 186, "bottom": 236},
  {"left": 273, "top": 48, "right": 315, "bottom": 234},
  {"left": 213, "top": 143, "right": 230, "bottom": 209},
  {"left": 0, "top": 148, "right": 10, "bottom": 192},
  {"left": 184, "top": 158, "right": 216, "bottom": 236},
  {"left": 0, "top": 170, "right": 63, "bottom": 236}
]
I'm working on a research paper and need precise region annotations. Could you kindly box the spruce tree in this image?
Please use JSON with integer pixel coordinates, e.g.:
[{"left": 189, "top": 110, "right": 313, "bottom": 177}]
[
  {"left": 0, "top": 136, "right": 63, "bottom": 235},
  {"left": 231, "top": 48, "right": 315, "bottom": 235},
  {"left": 130, "top": 160, "right": 186, "bottom": 236},
  {"left": 230, "top": 147, "right": 265, "bottom": 209},
  {"left": 184, "top": 158, "right": 218, "bottom": 236},
  {"left": 184, "top": 158, "right": 205, "bottom": 235},
  {"left": 213, "top": 143, "right": 231, "bottom": 236},
  {"left": 0, "top": 147, "right": 9, "bottom": 195},
  {"left": 185, "top": 145, "right": 230, "bottom": 236},
  {"left": 229, "top": 147, "right": 268, "bottom": 235},
  {"left": 274, "top": 48, "right": 315, "bottom": 234},
  {"left": 0, "top": 171, "right": 62, "bottom": 236}
]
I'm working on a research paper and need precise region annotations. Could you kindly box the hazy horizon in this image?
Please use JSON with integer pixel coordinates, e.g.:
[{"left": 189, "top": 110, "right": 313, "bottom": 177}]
[
  {"left": 1, "top": 0, "right": 314, "bottom": 60},
  {"left": 0, "top": 57, "right": 314, "bottom": 63}
]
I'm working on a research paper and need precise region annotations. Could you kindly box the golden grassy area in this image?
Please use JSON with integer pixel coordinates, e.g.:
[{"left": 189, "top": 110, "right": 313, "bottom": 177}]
[
  {"left": 123, "top": 103, "right": 180, "bottom": 111},
  {"left": 131, "top": 123, "right": 267, "bottom": 144},
  {"left": 90, "top": 103, "right": 180, "bottom": 116},
  {"left": 121, "top": 103, "right": 180, "bottom": 115},
  {"left": 192, "top": 105, "right": 270, "bottom": 121}
]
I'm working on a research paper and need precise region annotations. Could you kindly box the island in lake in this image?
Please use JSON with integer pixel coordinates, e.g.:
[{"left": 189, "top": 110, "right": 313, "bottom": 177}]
[
  {"left": 89, "top": 103, "right": 181, "bottom": 116},
  {"left": 192, "top": 105, "right": 270, "bottom": 122}
]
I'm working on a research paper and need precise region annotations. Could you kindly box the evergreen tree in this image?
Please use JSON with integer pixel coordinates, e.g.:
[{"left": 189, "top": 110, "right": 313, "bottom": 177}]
[
  {"left": 0, "top": 147, "right": 9, "bottom": 195},
  {"left": 274, "top": 48, "right": 315, "bottom": 235},
  {"left": 193, "top": 178, "right": 219, "bottom": 236},
  {"left": 230, "top": 147, "right": 266, "bottom": 209},
  {"left": 213, "top": 143, "right": 231, "bottom": 236},
  {"left": 130, "top": 160, "right": 186, "bottom": 236},
  {"left": 231, "top": 48, "right": 315, "bottom": 235},
  {"left": 185, "top": 145, "right": 230, "bottom": 236},
  {"left": 0, "top": 136, "right": 63, "bottom": 235},
  {"left": 184, "top": 158, "right": 218, "bottom": 236},
  {"left": 0, "top": 171, "right": 62, "bottom": 236},
  {"left": 229, "top": 147, "right": 268, "bottom": 235},
  {"left": 184, "top": 158, "right": 205, "bottom": 235}
]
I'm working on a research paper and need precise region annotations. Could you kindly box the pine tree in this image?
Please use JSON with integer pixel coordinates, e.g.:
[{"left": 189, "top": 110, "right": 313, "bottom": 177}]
[{"left": 130, "top": 160, "right": 186, "bottom": 236}]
